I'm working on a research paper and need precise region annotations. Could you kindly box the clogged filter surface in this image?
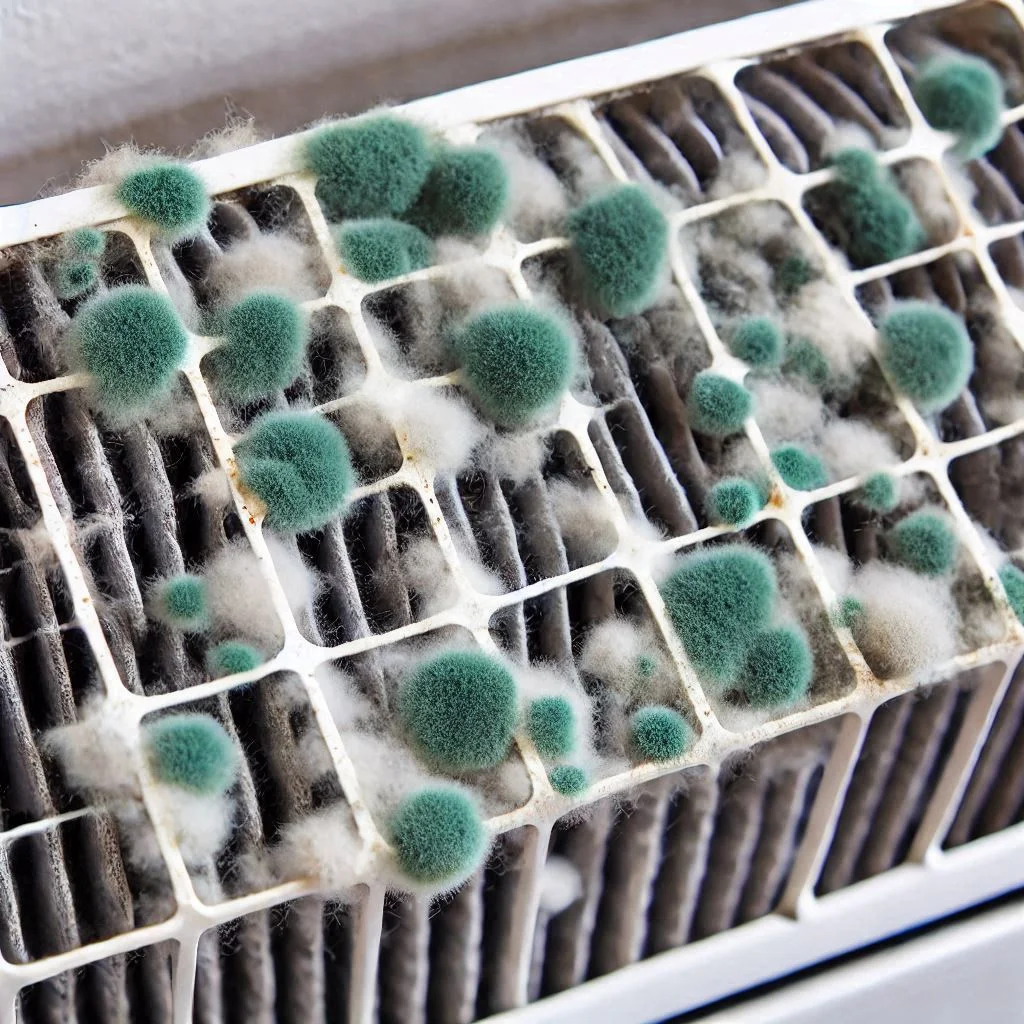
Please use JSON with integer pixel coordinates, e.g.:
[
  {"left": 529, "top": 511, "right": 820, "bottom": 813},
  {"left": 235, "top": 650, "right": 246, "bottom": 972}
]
[{"left": 3, "top": 2, "right": 1024, "bottom": 1023}]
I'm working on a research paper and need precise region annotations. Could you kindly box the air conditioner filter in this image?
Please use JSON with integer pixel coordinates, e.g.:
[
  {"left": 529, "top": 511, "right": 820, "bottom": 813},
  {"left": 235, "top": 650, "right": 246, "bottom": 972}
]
[{"left": 1, "top": 1, "right": 1024, "bottom": 1022}]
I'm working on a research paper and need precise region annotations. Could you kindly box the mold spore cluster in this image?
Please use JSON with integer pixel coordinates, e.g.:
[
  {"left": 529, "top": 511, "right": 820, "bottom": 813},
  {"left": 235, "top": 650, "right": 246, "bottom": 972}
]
[
  {"left": 147, "top": 538, "right": 304, "bottom": 678},
  {"left": 47, "top": 703, "right": 243, "bottom": 878},
  {"left": 45, "top": 112, "right": 668, "bottom": 900},
  {"left": 661, "top": 546, "right": 814, "bottom": 710},
  {"left": 812, "top": 146, "right": 923, "bottom": 269},
  {"left": 814, "top": 480, "right": 1013, "bottom": 681},
  {"left": 683, "top": 199, "right": 915, "bottom": 513},
  {"left": 304, "top": 625, "right": 691, "bottom": 891},
  {"left": 305, "top": 114, "right": 504, "bottom": 283},
  {"left": 31, "top": 27, "right": 1022, "bottom": 926},
  {"left": 682, "top": 178, "right": 1001, "bottom": 686},
  {"left": 302, "top": 111, "right": 670, "bottom": 430},
  {"left": 578, "top": 616, "right": 695, "bottom": 765},
  {"left": 51, "top": 227, "right": 107, "bottom": 300}
]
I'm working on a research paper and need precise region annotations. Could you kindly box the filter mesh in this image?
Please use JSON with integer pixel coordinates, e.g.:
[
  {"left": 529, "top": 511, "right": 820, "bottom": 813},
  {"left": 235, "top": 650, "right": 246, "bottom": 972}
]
[{"left": 1, "top": 1, "right": 1024, "bottom": 1022}]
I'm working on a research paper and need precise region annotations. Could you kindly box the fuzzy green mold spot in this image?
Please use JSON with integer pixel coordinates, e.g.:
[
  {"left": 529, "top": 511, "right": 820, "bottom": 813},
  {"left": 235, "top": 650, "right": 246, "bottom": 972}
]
[
  {"left": 834, "top": 595, "right": 865, "bottom": 629},
  {"left": 566, "top": 184, "right": 668, "bottom": 316},
  {"left": 305, "top": 115, "right": 431, "bottom": 220},
  {"left": 636, "top": 654, "right": 657, "bottom": 680},
  {"left": 389, "top": 787, "right": 486, "bottom": 885},
  {"left": 776, "top": 252, "right": 815, "bottom": 296},
  {"left": 526, "top": 696, "right": 576, "bottom": 760},
  {"left": 454, "top": 304, "right": 574, "bottom": 425},
  {"left": 71, "top": 285, "right": 188, "bottom": 415},
  {"left": 857, "top": 472, "right": 899, "bottom": 513},
  {"left": 145, "top": 714, "right": 237, "bottom": 795},
  {"left": 687, "top": 371, "right": 752, "bottom": 437},
  {"left": 399, "top": 650, "right": 518, "bottom": 771},
  {"left": 706, "top": 478, "right": 762, "bottom": 527},
  {"left": 771, "top": 445, "right": 827, "bottom": 491},
  {"left": 783, "top": 336, "right": 831, "bottom": 391},
  {"left": 742, "top": 626, "right": 812, "bottom": 708},
  {"left": 154, "top": 573, "right": 209, "bottom": 631},
  {"left": 886, "top": 508, "right": 957, "bottom": 576},
  {"left": 914, "top": 55, "right": 1004, "bottom": 159},
  {"left": 117, "top": 164, "right": 209, "bottom": 238},
  {"left": 66, "top": 227, "right": 106, "bottom": 259},
  {"left": 407, "top": 146, "right": 509, "bottom": 238},
  {"left": 661, "top": 547, "right": 777, "bottom": 684},
  {"left": 999, "top": 564, "right": 1024, "bottom": 624},
  {"left": 824, "top": 148, "right": 921, "bottom": 269},
  {"left": 207, "top": 641, "right": 263, "bottom": 677},
  {"left": 878, "top": 300, "right": 973, "bottom": 413},
  {"left": 549, "top": 764, "right": 589, "bottom": 796},
  {"left": 630, "top": 706, "right": 692, "bottom": 762},
  {"left": 234, "top": 411, "right": 354, "bottom": 532},
  {"left": 209, "top": 292, "right": 307, "bottom": 402},
  {"left": 55, "top": 258, "right": 98, "bottom": 300},
  {"left": 335, "top": 219, "right": 433, "bottom": 283},
  {"left": 729, "top": 317, "right": 784, "bottom": 369}
]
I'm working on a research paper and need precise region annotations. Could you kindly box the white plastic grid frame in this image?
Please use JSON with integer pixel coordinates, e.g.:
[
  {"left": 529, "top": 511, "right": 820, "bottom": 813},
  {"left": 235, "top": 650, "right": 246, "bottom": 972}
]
[{"left": 4, "top": 0, "right": 1024, "bottom": 1021}]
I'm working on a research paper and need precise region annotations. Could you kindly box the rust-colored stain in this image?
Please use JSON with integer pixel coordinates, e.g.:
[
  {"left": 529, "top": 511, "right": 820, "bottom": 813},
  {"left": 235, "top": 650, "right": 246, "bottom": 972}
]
[
  {"left": 228, "top": 457, "right": 265, "bottom": 522},
  {"left": 768, "top": 487, "right": 785, "bottom": 508}
]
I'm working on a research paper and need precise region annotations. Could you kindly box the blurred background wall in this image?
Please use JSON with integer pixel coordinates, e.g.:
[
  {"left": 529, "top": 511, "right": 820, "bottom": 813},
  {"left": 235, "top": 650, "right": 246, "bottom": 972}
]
[{"left": 0, "top": 0, "right": 796, "bottom": 204}]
